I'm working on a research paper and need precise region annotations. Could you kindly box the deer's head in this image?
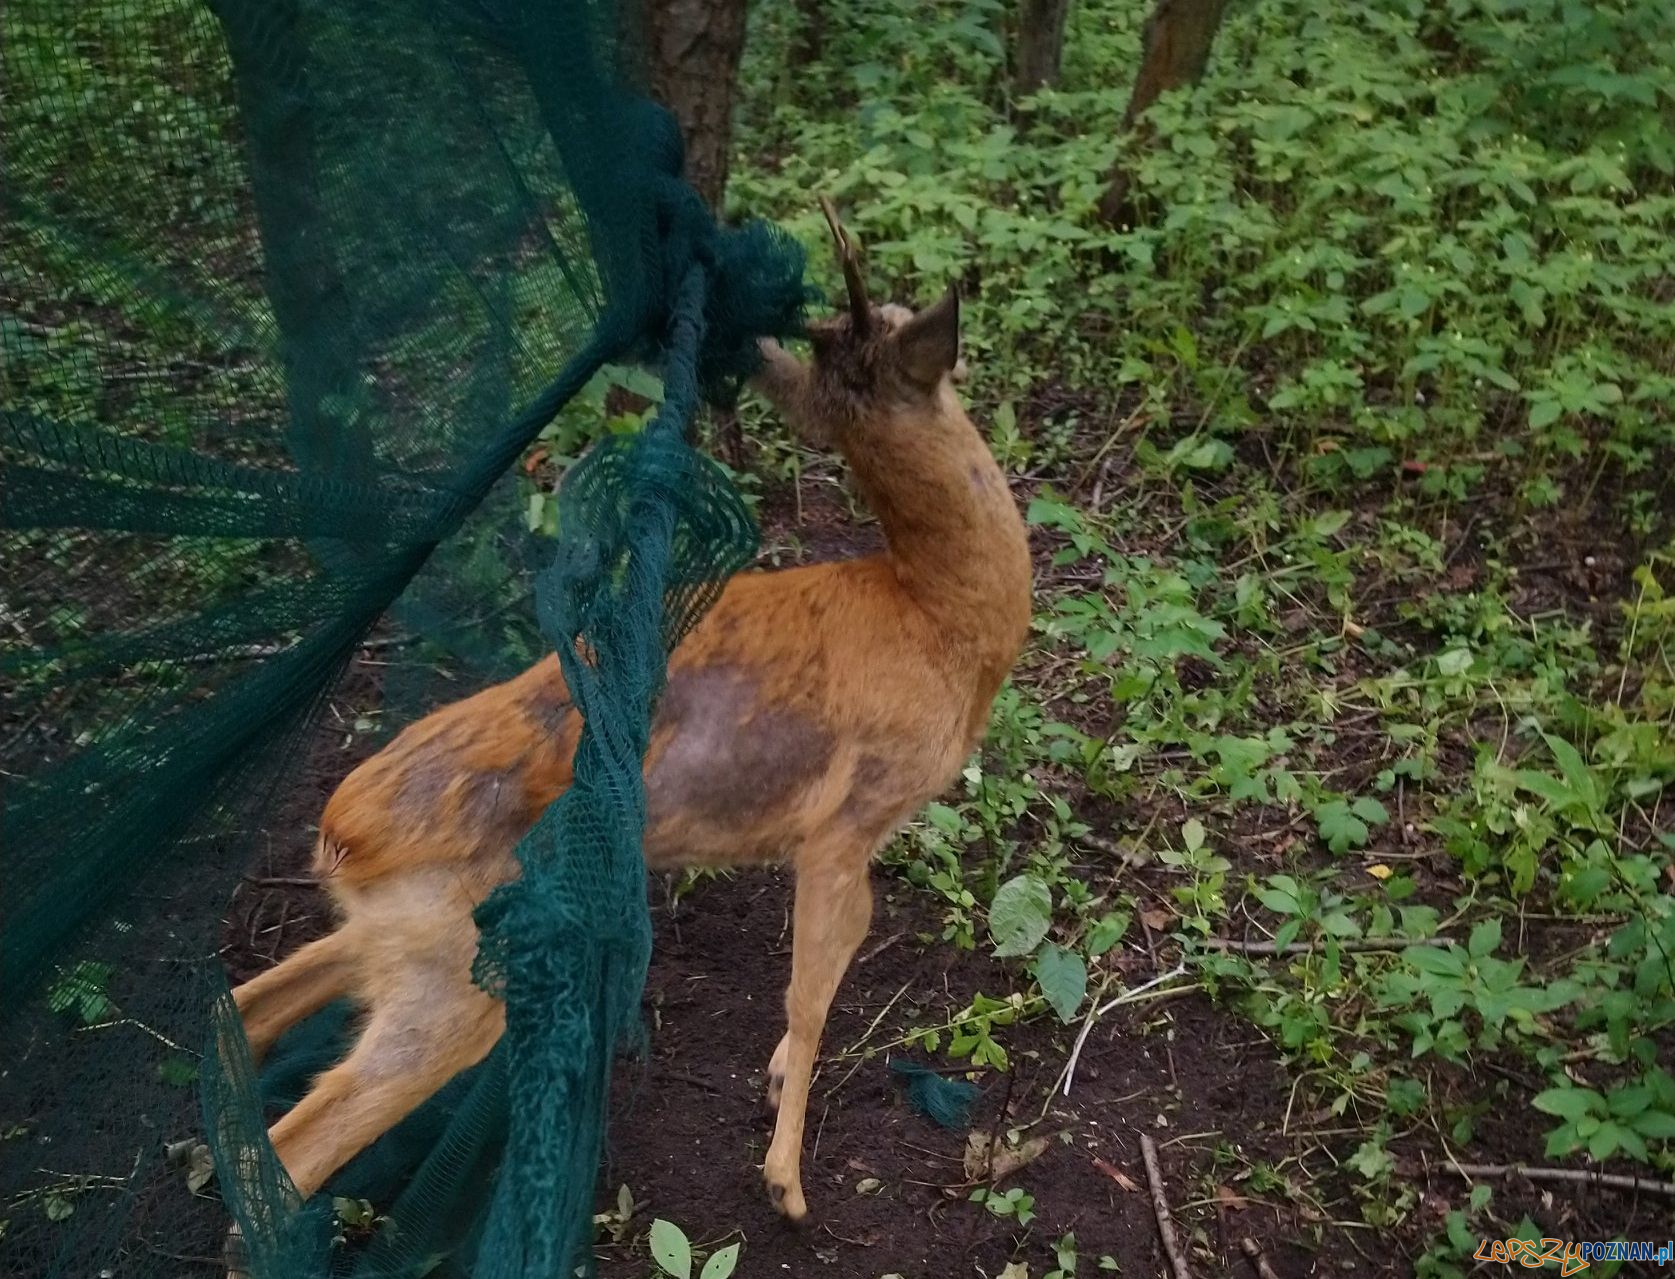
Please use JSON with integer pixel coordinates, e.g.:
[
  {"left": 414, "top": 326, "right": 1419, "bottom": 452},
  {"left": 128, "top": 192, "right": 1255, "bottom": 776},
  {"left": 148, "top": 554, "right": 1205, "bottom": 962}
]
[{"left": 753, "top": 198, "right": 967, "bottom": 448}]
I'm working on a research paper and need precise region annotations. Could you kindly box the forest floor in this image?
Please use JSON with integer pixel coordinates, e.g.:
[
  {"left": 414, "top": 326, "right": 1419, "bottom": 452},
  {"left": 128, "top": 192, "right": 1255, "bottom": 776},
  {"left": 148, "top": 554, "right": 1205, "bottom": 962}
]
[{"left": 224, "top": 451, "right": 1672, "bottom": 1279}]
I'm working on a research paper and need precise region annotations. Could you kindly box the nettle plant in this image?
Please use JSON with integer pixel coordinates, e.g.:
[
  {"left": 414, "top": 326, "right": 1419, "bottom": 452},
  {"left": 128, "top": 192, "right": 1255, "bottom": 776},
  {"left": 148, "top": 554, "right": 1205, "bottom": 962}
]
[{"left": 1375, "top": 920, "right": 1580, "bottom": 1061}]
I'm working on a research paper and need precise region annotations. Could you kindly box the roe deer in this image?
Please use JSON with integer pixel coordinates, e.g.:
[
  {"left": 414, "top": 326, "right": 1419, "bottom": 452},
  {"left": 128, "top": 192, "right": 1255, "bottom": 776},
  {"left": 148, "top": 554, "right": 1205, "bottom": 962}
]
[{"left": 230, "top": 203, "right": 1033, "bottom": 1226}]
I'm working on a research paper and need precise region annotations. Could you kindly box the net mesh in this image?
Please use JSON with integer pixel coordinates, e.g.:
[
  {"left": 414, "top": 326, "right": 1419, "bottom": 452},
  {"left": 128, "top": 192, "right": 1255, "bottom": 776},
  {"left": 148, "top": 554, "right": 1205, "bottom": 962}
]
[{"left": 0, "top": 1, "right": 807, "bottom": 1274}]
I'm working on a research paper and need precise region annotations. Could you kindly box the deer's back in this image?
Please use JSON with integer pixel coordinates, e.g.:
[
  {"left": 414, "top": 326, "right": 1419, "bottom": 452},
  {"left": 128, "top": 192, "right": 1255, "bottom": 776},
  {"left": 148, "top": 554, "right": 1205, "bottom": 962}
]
[{"left": 316, "top": 553, "right": 1009, "bottom": 906}]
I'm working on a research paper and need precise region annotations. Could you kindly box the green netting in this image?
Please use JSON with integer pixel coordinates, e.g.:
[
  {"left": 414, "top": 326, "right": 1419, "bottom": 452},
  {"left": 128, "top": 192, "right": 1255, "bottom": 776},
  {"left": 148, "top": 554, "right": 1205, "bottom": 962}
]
[{"left": 0, "top": 1, "right": 807, "bottom": 1274}]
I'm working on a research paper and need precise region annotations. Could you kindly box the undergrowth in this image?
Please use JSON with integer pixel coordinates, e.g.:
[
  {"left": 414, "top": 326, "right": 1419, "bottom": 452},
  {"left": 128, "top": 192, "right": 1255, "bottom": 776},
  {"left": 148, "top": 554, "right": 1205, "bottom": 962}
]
[{"left": 729, "top": 0, "right": 1674, "bottom": 1265}]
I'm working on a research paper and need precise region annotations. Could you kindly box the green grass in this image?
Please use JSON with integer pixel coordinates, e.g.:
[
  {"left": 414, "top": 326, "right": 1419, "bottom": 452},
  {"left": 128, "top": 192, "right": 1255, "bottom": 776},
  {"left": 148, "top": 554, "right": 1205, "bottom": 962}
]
[{"left": 726, "top": 0, "right": 1674, "bottom": 1263}]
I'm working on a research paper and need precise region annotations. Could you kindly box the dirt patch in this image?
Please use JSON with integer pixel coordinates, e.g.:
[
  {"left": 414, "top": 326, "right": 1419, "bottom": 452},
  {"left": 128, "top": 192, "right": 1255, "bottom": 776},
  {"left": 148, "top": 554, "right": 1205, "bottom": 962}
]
[{"left": 596, "top": 871, "right": 1337, "bottom": 1279}]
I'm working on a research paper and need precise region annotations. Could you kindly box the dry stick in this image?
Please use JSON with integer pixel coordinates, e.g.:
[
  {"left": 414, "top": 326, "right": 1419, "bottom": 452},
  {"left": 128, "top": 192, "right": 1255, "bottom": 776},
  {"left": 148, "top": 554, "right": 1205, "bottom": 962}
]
[
  {"left": 1240, "top": 1237, "right": 1282, "bottom": 1279},
  {"left": 1204, "top": 936, "right": 1451, "bottom": 956},
  {"left": 1056, "top": 964, "right": 1191, "bottom": 1100},
  {"left": 858, "top": 930, "right": 905, "bottom": 966},
  {"left": 1140, "top": 1133, "right": 1193, "bottom": 1279},
  {"left": 1440, "top": 1160, "right": 1675, "bottom": 1199},
  {"left": 825, "top": 980, "right": 916, "bottom": 1095},
  {"left": 841, "top": 979, "right": 913, "bottom": 1058}
]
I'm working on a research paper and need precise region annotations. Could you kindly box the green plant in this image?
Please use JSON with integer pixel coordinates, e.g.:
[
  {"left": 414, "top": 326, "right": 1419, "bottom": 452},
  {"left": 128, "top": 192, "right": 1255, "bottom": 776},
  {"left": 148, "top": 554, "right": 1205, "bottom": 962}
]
[
  {"left": 1533, "top": 1068, "right": 1675, "bottom": 1163},
  {"left": 969, "top": 1184, "right": 1036, "bottom": 1226},
  {"left": 46, "top": 961, "right": 114, "bottom": 1025},
  {"left": 1377, "top": 921, "right": 1581, "bottom": 1061},
  {"left": 646, "top": 1218, "right": 739, "bottom": 1279}
]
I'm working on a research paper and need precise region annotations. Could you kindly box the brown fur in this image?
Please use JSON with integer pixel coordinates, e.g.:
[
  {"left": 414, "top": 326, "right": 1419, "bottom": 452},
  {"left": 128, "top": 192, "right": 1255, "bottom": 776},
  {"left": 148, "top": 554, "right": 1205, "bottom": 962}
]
[{"left": 231, "top": 287, "right": 1032, "bottom": 1224}]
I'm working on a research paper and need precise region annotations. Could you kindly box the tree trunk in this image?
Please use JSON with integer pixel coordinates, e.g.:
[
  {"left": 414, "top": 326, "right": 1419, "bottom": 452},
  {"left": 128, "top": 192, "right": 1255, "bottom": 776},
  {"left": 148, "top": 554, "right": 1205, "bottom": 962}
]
[
  {"left": 642, "top": 0, "right": 750, "bottom": 210},
  {"left": 209, "top": 0, "right": 370, "bottom": 478},
  {"left": 1014, "top": 0, "right": 1072, "bottom": 96},
  {"left": 790, "top": 0, "right": 826, "bottom": 69},
  {"left": 1097, "top": 0, "right": 1229, "bottom": 225}
]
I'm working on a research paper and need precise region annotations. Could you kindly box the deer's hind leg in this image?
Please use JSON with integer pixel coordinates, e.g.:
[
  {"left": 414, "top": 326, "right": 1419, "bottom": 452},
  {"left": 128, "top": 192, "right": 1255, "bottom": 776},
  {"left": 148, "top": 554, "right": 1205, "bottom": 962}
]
[
  {"left": 266, "top": 954, "right": 504, "bottom": 1198},
  {"left": 233, "top": 929, "right": 357, "bottom": 1066}
]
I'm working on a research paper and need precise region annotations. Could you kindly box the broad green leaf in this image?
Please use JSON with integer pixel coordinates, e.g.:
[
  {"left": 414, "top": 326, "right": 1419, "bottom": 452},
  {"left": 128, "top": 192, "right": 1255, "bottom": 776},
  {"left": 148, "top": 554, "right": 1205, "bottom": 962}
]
[
  {"left": 1308, "top": 509, "right": 1351, "bottom": 539},
  {"left": 1033, "top": 944, "right": 1087, "bottom": 1023},
  {"left": 1467, "top": 918, "right": 1501, "bottom": 958},
  {"left": 650, "top": 1219, "right": 692, "bottom": 1279},
  {"left": 1086, "top": 911, "right": 1130, "bottom": 956},
  {"left": 1316, "top": 800, "right": 1370, "bottom": 853},
  {"left": 1563, "top": 864, "right": 1611, "bottom": 906},
  {"left": 700, "top": 1243, "right": 741, "bottom": 1279},
  {"left": 1541, "top": 732, "right": 1600, "bottom": 809},
  {"left": 990, "top": 874, "right": 1053, "bottom": 958},
  {"left": 1607, "top": 1085, "right": 1652, "bottom": 1117},
  {"left": 1628, "top": 1111, "right": 1675, "bottom": 1139},
  {"left": 1350, "top": 796, "right": 1388, "bottom": 825},
  {"left": 1435, "top": 648, "right": 1473, "bottom": 676},
  {"left": 1532, "top": 1087, "right": 1601, "bottom": 1122},
  {"left": 1544, "top": 1124, "right": 1582, "bottom": 1157},
  {"left": 1321, "top": 910, "right": 1362, "bottom": 937},
  {"left": 1386, "top": 1076, "right": 1425, "bottom": 1116},
  {"left": 1405, "top": 945, "right": 1467, "bottom": 977},
  {"left": 1512, "top": 769, "right": 1576, "bottom": 808}
]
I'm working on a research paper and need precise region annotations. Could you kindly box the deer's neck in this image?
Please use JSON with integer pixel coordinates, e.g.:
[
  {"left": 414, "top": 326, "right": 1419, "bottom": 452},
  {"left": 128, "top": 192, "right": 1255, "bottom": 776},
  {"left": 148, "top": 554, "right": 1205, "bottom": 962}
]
[{"left": 843, "top": 389, "right": 1032, "bottom": 670}]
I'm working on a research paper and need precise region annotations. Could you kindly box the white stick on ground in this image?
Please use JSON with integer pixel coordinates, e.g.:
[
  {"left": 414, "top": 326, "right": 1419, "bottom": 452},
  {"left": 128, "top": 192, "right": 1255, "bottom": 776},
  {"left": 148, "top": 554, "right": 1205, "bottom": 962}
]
[{"left": 1057, "top": 962, "right": 1189, "bottom": 1099}]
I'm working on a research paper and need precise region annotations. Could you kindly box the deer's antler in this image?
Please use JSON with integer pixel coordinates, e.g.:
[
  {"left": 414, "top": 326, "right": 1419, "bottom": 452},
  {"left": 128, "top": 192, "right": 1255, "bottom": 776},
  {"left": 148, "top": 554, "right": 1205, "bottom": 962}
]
[{"left": 818, "top": 195, "right": 871, "bottom": 336}]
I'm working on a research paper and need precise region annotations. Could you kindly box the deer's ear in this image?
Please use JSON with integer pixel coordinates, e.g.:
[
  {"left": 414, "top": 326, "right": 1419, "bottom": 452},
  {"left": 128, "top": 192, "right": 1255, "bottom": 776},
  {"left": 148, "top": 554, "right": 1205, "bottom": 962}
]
[
  {"left": 893, "top": 285, "right": 960, "bottom": 389},
  {"left": 751, "top": 337, "right": 810, "bottom": 414}
]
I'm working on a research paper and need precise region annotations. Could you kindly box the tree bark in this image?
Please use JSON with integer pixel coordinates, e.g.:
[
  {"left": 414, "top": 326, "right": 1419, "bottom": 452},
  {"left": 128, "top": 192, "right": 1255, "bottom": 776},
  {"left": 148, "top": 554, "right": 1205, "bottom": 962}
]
[
  {"left": 790, "top": 0, "right": 827, "bottom": 69},
  {"left": 642, "top": 0, "right": 750, "bottom": 210},
  {"left": 1097, "top": 0, "right": 1229, "bottom": 225},
  {"left": 209, "top": 0, "right": 370, "bottom": 478},
  {"left": 1014, "top": 0, "right": 1072, "bottom": 96}
]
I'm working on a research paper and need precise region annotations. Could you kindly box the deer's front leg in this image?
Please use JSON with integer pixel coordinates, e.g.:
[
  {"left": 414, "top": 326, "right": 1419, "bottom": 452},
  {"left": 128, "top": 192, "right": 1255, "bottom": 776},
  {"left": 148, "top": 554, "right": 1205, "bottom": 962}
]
[
  {"left": 766, "top": 1031, "right": 790, "bottom": 1111},
  {"left": 762, "top": 849, "right": 873, "bottom": 1221}
]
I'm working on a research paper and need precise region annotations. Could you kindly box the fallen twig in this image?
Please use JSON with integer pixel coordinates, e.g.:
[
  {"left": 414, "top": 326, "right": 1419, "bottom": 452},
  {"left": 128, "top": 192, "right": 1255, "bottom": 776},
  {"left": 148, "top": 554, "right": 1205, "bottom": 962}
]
[
  {"left": 858, "top": 930, "right": 905, "bottom": 966},
  {"left": 841, "top": 980, "right": 913, "bottom": 1058},
  {"left": 1240, "top": 1237, "right": 1281, "bottom": 1279},
  {"left": 76, "top": 1018, "right": 195, "bottom": 1055},
  {"left": 1140, "top": 1133, "right": 1193, "bottom": 1279},
  {"left": 1204, "top": 936, "right": 1451, "bottom": 956},
  {"left": 1440, "top": 1159, "right": 1675, "bottom": 1199},
  {"left": 1056, "top": 963, "right": 1191, "bottom": 1099},
  {"left": 659, "top": 1068, "right": 723, "bottom": 1096}
]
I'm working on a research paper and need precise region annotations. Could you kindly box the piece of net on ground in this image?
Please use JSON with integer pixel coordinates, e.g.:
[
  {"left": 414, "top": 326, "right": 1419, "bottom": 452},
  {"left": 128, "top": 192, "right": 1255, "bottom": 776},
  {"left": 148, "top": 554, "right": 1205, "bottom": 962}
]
[{"left": 0, "top": 1, "right": 807, "bottom": 1274}]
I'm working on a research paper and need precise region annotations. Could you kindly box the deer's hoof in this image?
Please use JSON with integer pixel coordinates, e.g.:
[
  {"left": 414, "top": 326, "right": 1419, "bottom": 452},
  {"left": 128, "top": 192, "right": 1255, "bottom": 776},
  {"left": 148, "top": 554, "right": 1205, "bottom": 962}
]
[
  {"left": 765, "top": 1175, "right": 808, "bottom": 1226},
  {"left": 764, "top": 1068, "right": 785, "bottom": 1113}
]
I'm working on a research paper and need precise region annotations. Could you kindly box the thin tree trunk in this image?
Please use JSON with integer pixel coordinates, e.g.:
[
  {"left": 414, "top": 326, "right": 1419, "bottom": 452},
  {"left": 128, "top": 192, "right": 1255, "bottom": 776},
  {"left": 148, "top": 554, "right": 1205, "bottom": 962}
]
[
  {"left": 209, "top": 0, "right": 370, "bottom": 478},
  {"left": 642, "top": 0, "right": 750, "bottom": 210},
  {"left": 790, "top": 0, "right": 826, "bottom": 69},
  {"left": 1097, "top": 0, "right": 1229, "bottom": 225},
  {"left": 1014, "top": 0, "right": 1072, "bottom": 95}
]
